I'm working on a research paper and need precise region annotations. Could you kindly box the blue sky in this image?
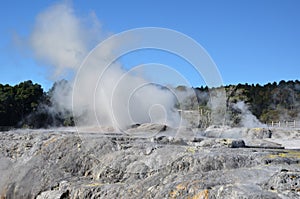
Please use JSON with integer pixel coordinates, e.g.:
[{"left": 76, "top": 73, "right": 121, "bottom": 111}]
[{"left": 0, "top": 0, "right": 299, "bottom": 91}]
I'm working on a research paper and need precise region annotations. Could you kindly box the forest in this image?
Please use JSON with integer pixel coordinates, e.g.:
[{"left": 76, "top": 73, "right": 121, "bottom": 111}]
[
  {"left": 0, "top": 80, "right": 299, "bottom": 129},
  {"left": 178, "top": 80, "right": 300, "bottom": 127},
  {"left": 0, "top": 80, "right": 73, "bottom": 129}
]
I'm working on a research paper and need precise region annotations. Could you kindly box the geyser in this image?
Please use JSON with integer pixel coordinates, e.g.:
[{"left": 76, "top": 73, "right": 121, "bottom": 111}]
[{"left": 29, "top": 2, "right": 181, "bottom": 130}]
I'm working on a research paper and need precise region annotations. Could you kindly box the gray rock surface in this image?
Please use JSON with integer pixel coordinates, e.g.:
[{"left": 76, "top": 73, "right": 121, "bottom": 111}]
[{"left": 0, "top": 127, "right": 299, "bottom": 198}]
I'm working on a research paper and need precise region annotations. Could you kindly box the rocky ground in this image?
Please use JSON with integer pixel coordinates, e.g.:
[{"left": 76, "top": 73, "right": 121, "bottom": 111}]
[{"left": 0, "top": 125, "right": 299, "bottom": 199}]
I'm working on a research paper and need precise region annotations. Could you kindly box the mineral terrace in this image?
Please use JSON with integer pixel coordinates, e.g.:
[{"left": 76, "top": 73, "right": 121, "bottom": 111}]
[{"left": 0, "top": 125, "right": 299, "bottom": 199}]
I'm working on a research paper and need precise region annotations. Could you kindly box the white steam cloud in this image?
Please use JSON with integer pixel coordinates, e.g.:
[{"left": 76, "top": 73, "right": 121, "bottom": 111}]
[
  {"left": 30, "top": 2, "right": 88, "bottom": 76},
  {"left": 233, "top": 101, "right": 266, "bottom": 128},
  {"left": 29, "top": 2, "right": 180, "bottom": 129}
]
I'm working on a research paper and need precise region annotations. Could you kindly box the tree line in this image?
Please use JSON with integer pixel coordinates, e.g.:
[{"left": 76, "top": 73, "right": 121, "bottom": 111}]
[
  {"left": 178, "top": 80, "right": 300, "bottom": 126},
  {"left": 224, "top": 80, "right": 300, "bottom": 123},
  {"left": 0, "top": 80, "right": 73, "bottom": 129},
  {"left": 0, "top": 79, "right": 299, "bottom": 129}
]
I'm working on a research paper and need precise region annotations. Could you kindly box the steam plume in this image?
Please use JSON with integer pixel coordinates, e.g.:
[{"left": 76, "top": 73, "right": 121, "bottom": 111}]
[
  {"left": 29, "top": 2, "right": 180, "bottom": 129},
  {"left": 233, "top": 101, "right": 266, "bottom": 128}
]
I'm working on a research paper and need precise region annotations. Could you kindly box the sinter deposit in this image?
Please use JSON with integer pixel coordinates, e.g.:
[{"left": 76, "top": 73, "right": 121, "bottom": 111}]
[{"left": 0, "top": 125, "right": 299, "bottom": 198}]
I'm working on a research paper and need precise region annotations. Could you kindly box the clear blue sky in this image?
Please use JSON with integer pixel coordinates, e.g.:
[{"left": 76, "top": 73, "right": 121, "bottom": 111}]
[{"left": 0, "top": 0, "right": 299, "bottom": 91}]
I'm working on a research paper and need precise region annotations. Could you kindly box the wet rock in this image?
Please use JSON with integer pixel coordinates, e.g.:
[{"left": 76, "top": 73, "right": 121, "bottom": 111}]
[
  {"left": 230, "top": 139, "right": 246, "bottom": 148},
  {"left": 192, "top": 137, "right": 204, "bottom": 142},
  {"left": 154, "top": 135, "right": 170, "bottom": 144}
]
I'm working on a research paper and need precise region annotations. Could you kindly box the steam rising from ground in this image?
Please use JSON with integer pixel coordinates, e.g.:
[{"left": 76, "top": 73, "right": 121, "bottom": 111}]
[
  {"left": 233, "top": 101, "right": 266, "bottom": 128},
  {"left": 29, "top": 2, "right": 180, "bottom": 129}
]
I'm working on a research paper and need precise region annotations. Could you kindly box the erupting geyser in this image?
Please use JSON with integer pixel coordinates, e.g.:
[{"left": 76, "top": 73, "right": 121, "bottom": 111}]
[{"left": 29, "top": 2, "right": 182, "bottom": 130}]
